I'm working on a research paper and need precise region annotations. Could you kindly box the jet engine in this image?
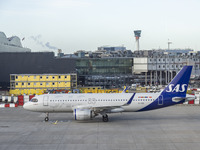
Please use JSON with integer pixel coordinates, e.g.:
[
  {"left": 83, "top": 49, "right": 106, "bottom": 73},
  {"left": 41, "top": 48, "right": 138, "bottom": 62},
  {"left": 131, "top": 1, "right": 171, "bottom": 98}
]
[{"left": 73, "top": 108, "right": 95, "bottom": 120}]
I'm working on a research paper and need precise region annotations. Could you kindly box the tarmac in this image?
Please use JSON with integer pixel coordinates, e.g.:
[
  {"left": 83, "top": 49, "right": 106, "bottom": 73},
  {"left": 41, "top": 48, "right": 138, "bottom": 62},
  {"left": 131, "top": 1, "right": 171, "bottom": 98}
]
[{"left": 1, "top": 105, "right": 200, "bottom": 150}]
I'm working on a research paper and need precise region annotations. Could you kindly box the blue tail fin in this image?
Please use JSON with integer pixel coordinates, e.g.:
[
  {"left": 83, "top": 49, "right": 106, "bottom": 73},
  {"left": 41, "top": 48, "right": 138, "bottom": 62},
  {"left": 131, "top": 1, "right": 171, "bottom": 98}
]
[
  {"left": 138, "top": 66, "right": 193, "bottom": 112},
  {"left": 162, "top": 66, "right": 193, "bottom": 97}
]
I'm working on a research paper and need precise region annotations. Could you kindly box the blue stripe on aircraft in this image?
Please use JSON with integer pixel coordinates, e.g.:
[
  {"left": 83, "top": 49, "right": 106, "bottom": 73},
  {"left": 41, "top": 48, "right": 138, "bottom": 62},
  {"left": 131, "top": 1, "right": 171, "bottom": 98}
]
[
  {"left": 137, "top": 97, "right": 185, "bottom": 112},
  {"left": 74, "top": 109, "right": 76, "bottom": 120},
  {"left": 126, "top": 93, "right": 135, "bottom": 105}
]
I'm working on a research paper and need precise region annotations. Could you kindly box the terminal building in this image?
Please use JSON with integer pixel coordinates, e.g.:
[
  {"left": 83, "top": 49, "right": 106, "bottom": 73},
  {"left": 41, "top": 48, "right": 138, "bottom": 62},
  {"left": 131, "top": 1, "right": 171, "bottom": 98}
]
[
  {"left": 2, "top": 49, "right": 200, "bottom": 91},
  {"left": 74, "top": 48, "right": 200, "bottom": 88},
  {"left": 132, "top": 50, "right": 199, "bottom": 86},
  {"left": 76, "top": 58, "right": 133, "bottom": 88}
]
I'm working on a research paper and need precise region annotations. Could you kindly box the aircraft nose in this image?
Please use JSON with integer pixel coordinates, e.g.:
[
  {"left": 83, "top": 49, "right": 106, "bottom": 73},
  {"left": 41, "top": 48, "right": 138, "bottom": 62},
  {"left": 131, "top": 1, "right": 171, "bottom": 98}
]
[
  {"left": 23, "top": 103, "right": 29, "bottom": 110},
  {"left": 23, "top": 103, "right": 27, "bottom": 109}
]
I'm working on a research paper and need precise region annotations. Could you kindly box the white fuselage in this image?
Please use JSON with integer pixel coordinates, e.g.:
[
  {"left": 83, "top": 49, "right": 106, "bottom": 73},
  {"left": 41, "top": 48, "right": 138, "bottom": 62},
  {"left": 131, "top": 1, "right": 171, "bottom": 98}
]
[{"left": 24, "top": 93, "right": 160, "bottom": 113}]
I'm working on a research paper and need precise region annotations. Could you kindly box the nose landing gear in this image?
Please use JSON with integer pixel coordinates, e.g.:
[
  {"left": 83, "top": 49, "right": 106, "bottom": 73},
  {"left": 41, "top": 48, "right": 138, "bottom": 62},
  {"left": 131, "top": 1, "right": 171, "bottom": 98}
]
[{"left": 44, "top": 112, "right": 49, "bottom": 122}]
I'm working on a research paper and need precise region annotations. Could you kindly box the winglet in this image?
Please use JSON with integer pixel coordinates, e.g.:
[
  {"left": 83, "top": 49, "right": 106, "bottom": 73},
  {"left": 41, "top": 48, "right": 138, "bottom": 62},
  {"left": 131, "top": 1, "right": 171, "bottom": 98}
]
[
  {"left": 123, "top": 93, "right": 135, "bottom": 106},
  {"left": 122, "top": 86, "right": 128, "bottom": 93}
]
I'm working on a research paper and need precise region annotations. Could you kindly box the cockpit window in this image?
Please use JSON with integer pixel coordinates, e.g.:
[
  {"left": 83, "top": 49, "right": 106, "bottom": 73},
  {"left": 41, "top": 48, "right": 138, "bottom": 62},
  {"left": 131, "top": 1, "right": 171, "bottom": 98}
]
[{"left": 31, "top": 98, "right": 38, "bottom": 102}]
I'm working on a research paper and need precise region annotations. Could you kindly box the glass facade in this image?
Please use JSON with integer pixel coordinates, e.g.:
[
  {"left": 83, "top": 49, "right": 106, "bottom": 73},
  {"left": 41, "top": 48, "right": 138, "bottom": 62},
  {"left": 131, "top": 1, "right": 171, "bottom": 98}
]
[
  {"left": 76, "top": 58, "right": 133, "bottom": 88},
  {"left": 76, "top": 58, "right": 133, "bottom": 75},
  {"left": 83, "top": 75, "right": 135, "bottom": 88}
]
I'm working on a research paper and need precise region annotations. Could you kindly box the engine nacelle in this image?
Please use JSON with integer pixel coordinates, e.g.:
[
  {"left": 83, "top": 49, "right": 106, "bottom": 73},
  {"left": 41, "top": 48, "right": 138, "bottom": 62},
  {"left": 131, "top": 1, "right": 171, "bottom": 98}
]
[{"left": 73, "top": 108, "right": 95, "bottom": 120}]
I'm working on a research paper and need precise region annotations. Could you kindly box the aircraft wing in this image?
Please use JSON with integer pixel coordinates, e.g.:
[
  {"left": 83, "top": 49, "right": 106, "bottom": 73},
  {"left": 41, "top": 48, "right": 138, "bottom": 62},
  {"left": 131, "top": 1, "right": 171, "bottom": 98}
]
[{"left": 73, "top": 104, "right": 125, "bottom": 114}]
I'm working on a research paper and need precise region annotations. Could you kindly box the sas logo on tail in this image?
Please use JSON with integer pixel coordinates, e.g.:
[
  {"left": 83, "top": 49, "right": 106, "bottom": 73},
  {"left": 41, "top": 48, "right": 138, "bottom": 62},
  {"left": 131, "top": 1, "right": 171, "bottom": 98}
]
[{"left": 166, "top": 84, "right": 187, "bottom": 92}]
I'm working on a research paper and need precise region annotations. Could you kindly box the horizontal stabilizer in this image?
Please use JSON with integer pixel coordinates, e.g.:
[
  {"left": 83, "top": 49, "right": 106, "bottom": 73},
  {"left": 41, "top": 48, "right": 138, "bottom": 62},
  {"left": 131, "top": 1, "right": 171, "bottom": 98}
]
[
  {"left": 172, "top": 94, "right": 196, "bottom": 102},
  {"left": 172, "top": 97, "right": 185, "bottom": 102}
]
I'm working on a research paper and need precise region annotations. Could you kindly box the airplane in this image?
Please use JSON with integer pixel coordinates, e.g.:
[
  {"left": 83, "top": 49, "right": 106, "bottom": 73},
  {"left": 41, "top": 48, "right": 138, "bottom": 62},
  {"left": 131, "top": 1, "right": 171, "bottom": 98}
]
[{"left": 23, "top": 66, "right": 195, "bottom": 122}]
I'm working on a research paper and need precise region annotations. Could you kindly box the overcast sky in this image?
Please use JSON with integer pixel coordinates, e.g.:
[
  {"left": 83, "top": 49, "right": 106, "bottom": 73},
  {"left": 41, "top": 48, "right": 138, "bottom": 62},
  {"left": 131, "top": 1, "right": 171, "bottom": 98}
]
[{"left": 0, "top": 0, "right": 200, "bottom": 53}]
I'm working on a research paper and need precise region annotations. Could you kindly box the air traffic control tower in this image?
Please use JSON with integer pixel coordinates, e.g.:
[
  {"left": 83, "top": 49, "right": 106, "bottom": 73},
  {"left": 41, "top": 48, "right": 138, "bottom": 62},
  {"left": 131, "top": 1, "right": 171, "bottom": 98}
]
[{"left": 134, "top": 30, "right": 141, "bottom": 51}]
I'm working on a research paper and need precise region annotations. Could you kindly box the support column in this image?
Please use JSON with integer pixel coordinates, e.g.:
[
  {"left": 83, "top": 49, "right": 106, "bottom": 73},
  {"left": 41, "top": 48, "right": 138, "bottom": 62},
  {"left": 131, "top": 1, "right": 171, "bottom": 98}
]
[
  {"left": 150, "top": 71, "right": 152, "bottom": 86},
  {"left": 171, "top": 71, "right": 173, "bottom": 81},
  {"left": 167, "top": 70, "right": 170, "bottom": 83},
  {"left": 154, "top": 71, "right": 156, "bottom": 86},
  {"left": 155, "top": 71, "right": 158, "bottom": 86},
  {"left": 145, "top": 72, "right": 147, "bottom": 86},
  {"left": 160, "top": 71, "right": 162, "bottom": 85}
]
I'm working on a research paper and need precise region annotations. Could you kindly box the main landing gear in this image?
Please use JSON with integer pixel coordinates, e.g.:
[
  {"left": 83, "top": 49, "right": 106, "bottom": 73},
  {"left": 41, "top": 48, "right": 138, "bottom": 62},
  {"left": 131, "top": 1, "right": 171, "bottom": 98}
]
[
  {"left": 44, "top": 112, "right": 49, "bottom": 122},
  {"left": 102, "top": 114, "right": 109, "bottom": 122}
]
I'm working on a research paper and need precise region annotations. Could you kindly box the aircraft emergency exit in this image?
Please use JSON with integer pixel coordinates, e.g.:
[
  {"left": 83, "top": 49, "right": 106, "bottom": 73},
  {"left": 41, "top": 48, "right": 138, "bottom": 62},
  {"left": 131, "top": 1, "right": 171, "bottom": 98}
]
[{"left": 23, "top": 66, "right": 195, "bottom": 122}]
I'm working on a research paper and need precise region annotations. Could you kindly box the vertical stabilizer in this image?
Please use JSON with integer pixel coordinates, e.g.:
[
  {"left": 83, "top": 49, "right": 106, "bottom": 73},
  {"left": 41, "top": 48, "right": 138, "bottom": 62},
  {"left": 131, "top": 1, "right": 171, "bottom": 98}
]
[
  {"left": 138, "top": 66, "right": 193, "bottom": 111},
  {"left": 162, "top": 66, "right": 193, "bottom": 97}
]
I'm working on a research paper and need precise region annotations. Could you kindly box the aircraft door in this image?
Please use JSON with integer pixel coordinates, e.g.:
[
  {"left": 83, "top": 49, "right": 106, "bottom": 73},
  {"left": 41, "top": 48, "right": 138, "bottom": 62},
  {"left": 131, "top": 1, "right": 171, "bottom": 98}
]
[
  {"left": 88, "top": 98, "right": 96, "bottom": 104},
  {"left": 158, "top": 95, "right": 163, "bottom": 105},
  {"left": 43, "top": 96, "right": 49, "bottom": 106}
]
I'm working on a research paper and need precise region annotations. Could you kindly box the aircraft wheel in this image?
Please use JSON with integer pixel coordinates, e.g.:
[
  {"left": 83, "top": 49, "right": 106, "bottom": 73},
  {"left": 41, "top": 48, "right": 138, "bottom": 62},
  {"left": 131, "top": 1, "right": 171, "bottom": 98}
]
[
  {"left": 44, "top": 112, "right": 49, "bottom": 122},
  {"left": 45, "top": 117, "right": 49, "bottom": 122},
  {"left": 102, "top": 114, "right": 109, "bottom": 122}
]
